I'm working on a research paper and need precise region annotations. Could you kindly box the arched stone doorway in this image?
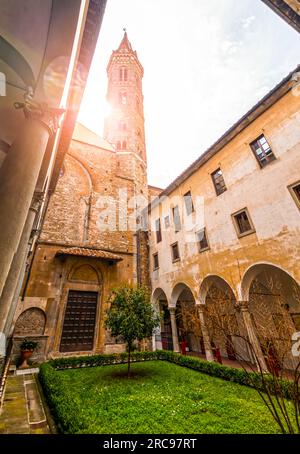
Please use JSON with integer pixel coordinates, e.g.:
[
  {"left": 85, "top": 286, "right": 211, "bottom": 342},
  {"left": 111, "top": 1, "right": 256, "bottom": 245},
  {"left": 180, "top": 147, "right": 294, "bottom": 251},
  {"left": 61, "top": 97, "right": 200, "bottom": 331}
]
[
  {"left": 152, "top": 288, "right": 173, "bottom": 351},
  {"left": 242, "top": 263, "right": 300, "bottom": 372},
  {"left": 200, "top": 276, "right": 245, "bottom": 362},
  {"left": 171, "top": 283, "right": 205, "bottom": 355},
  {"left": 57, "top": 263, "right": 103, "bottom": 354}
]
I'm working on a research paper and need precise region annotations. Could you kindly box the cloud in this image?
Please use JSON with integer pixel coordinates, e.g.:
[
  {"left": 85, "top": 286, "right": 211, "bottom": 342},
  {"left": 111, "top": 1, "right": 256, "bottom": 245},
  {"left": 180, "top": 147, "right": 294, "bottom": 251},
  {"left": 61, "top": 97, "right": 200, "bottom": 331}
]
[{"left": 242, "top": 15, "right": 256, "bottom": 29}]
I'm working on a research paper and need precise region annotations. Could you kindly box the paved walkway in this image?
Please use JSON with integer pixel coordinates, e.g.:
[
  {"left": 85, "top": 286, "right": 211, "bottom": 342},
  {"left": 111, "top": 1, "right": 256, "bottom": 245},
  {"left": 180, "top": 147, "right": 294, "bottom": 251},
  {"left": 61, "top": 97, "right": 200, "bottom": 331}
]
[
  {"left": 188, "top": 351, "right": 255, "bottom": 371},
  {"left": 0, "top": 373, "right": 50, "bottom": 434}
]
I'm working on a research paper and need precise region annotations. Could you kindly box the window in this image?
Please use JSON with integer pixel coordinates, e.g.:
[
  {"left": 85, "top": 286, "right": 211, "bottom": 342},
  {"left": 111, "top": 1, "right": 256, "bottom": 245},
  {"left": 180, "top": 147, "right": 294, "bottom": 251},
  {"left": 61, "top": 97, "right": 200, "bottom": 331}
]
[
  {"left": 119, "top": 67, "right": 128, "bottom": 81},
  {"left": 211, "top": 168, "right": 227, "bottom": 196},
  {"left": 153, "top": 253, "right": 159, "bottom": 270},
  {"left": 119, "top": 92, "right": 127, "bottom": 104},
  {"left": 184, "top": 191, "right": 194, "bottom": 215},
  {"left": 250, "top": 134, "right": 276, "bottom": 168},
  {"left": 171, "top": 242, "right": 180, "bottom": 262},
  {"left": 232, "top": 208, "right": 255, "bottom": 237},
  {"left": 164, "top": 215, "right": 170, "bottom": 229},
  {"left": 155, "top": 218, "right": 162, "bottom": 243},
  {"left": 172, "top": 206, "right": 181, "bottom": 233},
  {"left": 197, "top": 228, "right": 209, "bottom": 252},
  {"left": 288, "top": 181, "right": 300, "bottom": 210},
  {"left": 122, "top": 140, "right": 127, "bottom": 150},
  {"left": 116, "top": 141, "right": 121, "bottom": 150},
  {"left": 119, "top": 122, "right": 127, "bottom": 131}
]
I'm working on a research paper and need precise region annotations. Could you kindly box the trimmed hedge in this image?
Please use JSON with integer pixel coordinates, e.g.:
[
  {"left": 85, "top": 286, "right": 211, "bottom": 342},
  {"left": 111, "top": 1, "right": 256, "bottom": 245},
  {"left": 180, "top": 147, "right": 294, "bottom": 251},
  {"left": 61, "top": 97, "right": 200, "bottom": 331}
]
[
  {"left": 159, "top": 351, "right": 294, "bottom": 400},
  {"left": 39, "top": 362, "right": 84, "bottom": 433},
  {"left": 39, "top": 351, "right": 295, "bottom": 432},
  {"left": 47, "top": 350, "right": 159, "bottom": 370}
]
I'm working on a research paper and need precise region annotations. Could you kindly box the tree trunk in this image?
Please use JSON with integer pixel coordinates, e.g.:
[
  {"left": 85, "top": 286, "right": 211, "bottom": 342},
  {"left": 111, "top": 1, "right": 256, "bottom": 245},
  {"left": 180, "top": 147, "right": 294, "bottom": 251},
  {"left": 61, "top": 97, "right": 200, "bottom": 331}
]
[{"left": 127, "top": 344, "right": 131, "bottom": 378}]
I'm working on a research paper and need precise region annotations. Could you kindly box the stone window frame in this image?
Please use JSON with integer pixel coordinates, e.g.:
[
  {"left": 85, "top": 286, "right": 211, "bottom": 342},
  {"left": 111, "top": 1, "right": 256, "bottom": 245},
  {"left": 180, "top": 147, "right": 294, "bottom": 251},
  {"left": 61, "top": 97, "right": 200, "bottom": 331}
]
[
  {"left": 155, "top": 218, "right": 162, "bottom": 243},
  {"left": 119, "top": 67, "right": 128, "bottom": 82},
  {"left": 183, "top": 190, "right": 195, "bottom": 215},
  {"left": 211, "top": 167, "right": 227, "bottom": 196},
  {"left": 164, "top": 215, "right": 170, "bottom": 229},
  {"left": 119, "top": 91, "right": 127, "bottom": 105},
  {"left": 250, "top": 134, "right": 276, "bottom": 168},
  {"left": 172, "top": 205, "right": 182, "bottom": 233},
  {"left": 153, "top": 252, "right": 159, "bottom": 271},
  {"left": 288, "top": 180, "right": 300, "bottom": 211},
  {"left": 196, "top": 227, "right": 210, "bottom": 253},
  {"left": 171, "top": 241, "right": 181, "bottom": 263},
  {"left": 231, "top": 207, "right": 256, "bottom": 238}
]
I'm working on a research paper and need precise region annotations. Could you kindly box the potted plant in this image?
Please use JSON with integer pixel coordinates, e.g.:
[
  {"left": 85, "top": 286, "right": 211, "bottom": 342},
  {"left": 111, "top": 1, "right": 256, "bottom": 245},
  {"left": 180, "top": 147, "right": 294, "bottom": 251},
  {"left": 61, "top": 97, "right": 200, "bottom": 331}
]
[{"left": 19, "top": 339, "right": 38, "bottom": 369}]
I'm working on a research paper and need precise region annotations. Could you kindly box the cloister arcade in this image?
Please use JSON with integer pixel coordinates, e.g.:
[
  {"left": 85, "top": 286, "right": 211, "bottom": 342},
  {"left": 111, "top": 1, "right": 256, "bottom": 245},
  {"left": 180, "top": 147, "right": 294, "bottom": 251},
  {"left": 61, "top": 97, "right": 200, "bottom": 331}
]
[{"left": 152, "top": 263, "right": 300, "bottom": 372}]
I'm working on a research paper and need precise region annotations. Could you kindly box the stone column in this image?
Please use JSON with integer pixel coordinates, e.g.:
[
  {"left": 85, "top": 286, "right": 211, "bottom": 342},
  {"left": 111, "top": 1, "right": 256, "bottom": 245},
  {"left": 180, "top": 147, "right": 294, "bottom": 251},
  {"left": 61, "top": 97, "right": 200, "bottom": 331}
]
[
  {"left": 0, "top": 94, "right": 62, "bottom": 297},
  {"left": 0, "top": 192, "right": 44, "bottom": 343},
  {"left": 196, "top": 304, "right": 214, "bottom": 362},
  {"left": 169, "top": 307, "right": 180, "bottom": 352},
  {"left": 239, "top": 301, "right": 268, "bottom": 372}
]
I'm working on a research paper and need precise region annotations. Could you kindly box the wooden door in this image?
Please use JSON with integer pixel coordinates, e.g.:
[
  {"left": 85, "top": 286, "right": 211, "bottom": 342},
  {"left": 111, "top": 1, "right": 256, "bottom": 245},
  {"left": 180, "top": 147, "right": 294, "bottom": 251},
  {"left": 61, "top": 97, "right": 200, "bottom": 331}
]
[{"left": 60, "top": 290, "right": 98, "bottom": 352}]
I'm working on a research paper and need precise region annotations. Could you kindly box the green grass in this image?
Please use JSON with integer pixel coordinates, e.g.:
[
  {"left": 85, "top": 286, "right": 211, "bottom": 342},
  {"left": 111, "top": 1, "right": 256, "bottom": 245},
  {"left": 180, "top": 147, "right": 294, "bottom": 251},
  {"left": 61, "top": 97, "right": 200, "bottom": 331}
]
[{"left": 48, "top": 360, "right": 291, "bottom": 434}]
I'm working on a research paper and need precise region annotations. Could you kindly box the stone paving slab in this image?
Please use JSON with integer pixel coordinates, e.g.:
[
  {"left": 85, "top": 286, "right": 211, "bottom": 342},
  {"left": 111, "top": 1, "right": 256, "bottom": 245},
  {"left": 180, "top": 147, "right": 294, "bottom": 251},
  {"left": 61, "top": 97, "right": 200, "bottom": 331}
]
[{"left": 0, "top": 373, "right": 50, "bottom": 434}]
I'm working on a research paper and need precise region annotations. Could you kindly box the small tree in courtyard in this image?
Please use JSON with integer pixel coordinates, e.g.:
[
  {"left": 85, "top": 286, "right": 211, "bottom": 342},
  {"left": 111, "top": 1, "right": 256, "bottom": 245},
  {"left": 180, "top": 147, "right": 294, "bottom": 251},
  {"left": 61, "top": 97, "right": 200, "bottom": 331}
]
[{"left": 105, "top": 286, "right": 160, "bottom": 377}]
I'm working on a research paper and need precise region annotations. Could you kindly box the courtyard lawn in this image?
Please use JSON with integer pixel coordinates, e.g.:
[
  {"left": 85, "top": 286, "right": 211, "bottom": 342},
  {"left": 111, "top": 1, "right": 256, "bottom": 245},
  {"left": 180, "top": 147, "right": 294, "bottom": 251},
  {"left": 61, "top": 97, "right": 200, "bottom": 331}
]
[{"left": 41, "top": 360, "right": 294, "bottom": 434}]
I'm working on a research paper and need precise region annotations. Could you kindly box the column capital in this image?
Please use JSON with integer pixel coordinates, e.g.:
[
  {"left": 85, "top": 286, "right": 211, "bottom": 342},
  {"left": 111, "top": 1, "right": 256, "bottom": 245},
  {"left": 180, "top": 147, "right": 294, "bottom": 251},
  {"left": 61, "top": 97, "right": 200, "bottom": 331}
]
[
  {"left": 14, "top": 88, "right": 65, "bottom": 136},
  {"left": 169, "top": 306, "right": 176, "bottom": 315}
]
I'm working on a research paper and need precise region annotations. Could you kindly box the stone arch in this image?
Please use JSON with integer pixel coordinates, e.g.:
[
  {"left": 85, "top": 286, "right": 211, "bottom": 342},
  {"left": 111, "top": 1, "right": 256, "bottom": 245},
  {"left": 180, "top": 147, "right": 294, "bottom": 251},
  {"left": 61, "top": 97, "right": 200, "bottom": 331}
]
[
  {"left": 241, "top": 263, "right": 300, "bottom": 370},
  {"left": 151, "top": 288, "right": 172, "bottom": 351},
  {"left": 199, "top": 275, "right": 237, "bottom": 305},
  {"left": 67, "top": 153, "right": 93, "bottom": 195},
  {"left": 199, "top": 275, "right": 242, "bottom": 361},
  {"left": 170, "top": 283, "right": 205, "bottom": 354},
  {"left": 68, "top": 263, "right": 102, "bottom": 284},
  {"left": 241, "top": 262, "right": 300, "bottom": 302},
  {"left": 170, "top": 282, "right": 196, "bottom": 307},
  {"left": 42, "top": 153, "right": 93, "bottom": 244},
  {"left": 14, "top": 308, "right": 46, "bottom": 336}
]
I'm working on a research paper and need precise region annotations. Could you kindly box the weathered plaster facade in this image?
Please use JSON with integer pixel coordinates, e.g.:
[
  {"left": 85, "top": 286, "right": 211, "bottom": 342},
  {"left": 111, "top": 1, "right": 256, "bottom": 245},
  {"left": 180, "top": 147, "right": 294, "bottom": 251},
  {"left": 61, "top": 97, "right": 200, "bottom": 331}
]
[
  {"left": 149, "top": 70, "right": 300, "bottom": 369},
  {"left": 12, "top": 32, "right": 151, "bottom": 360}
]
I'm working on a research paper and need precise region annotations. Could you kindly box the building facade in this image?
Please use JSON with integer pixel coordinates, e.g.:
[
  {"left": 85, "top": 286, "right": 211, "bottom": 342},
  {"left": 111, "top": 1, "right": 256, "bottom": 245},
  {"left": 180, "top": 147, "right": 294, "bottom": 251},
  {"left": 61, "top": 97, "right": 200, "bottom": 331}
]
[
  {"left": 11, "top": 32, "right": 159, "bottom": 361},
  {"left": 0, "top": 0, "right": 107, "bottom": 376},
  {"left": 9, "top": 26, "right": 300, "bottom": 371},
  {"left": 149, "top": 68, "right": 300, "bottom": 371}
]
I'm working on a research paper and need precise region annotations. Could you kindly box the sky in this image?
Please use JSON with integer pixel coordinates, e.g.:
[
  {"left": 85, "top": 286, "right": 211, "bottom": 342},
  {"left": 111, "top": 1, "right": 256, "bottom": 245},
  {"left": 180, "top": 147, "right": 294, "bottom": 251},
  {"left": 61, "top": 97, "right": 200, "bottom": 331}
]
[{"left": 78, "top": 0, "right": 300, "bottom": 188}]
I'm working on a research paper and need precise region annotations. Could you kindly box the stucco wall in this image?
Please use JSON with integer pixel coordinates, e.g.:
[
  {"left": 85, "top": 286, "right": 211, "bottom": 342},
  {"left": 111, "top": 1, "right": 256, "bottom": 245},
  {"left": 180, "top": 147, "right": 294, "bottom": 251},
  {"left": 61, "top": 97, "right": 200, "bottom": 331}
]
[{"left": 149, "top": 89, "right": 300, "bottom": 303}]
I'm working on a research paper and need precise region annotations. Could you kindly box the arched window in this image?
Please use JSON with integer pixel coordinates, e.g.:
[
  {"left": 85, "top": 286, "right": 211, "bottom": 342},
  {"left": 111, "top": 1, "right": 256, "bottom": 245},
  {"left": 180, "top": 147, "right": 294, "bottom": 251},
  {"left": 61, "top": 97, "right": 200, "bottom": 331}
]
[
  {"left": 122, "top": 141, "right": 127, "bottom": 150},
  {"left": 119, "top": 67, "right": 128, "bottom": 82},
  {"left": 117, "top": 141, "right": 121, "bottom": 150},
  {"left": 119, "top": 91, "right": 127, "bottom": 105}
]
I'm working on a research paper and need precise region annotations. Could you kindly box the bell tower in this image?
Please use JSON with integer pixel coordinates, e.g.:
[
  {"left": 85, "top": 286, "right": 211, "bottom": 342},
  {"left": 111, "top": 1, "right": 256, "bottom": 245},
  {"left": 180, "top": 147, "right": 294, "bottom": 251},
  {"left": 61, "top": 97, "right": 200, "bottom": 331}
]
[
  {"left": 104, "top": 31, "right": 150, "bottom": 287},
  {"left": 104, "top": 30, "right": 147, "bottom": 165}
]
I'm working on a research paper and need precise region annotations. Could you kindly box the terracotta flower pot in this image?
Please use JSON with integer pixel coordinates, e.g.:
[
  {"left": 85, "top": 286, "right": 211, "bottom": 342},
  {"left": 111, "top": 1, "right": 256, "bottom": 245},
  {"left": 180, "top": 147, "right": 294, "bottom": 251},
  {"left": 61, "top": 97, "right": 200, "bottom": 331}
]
[{"left": 19, "top": 349, "right": 34, "bottom": 369}]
